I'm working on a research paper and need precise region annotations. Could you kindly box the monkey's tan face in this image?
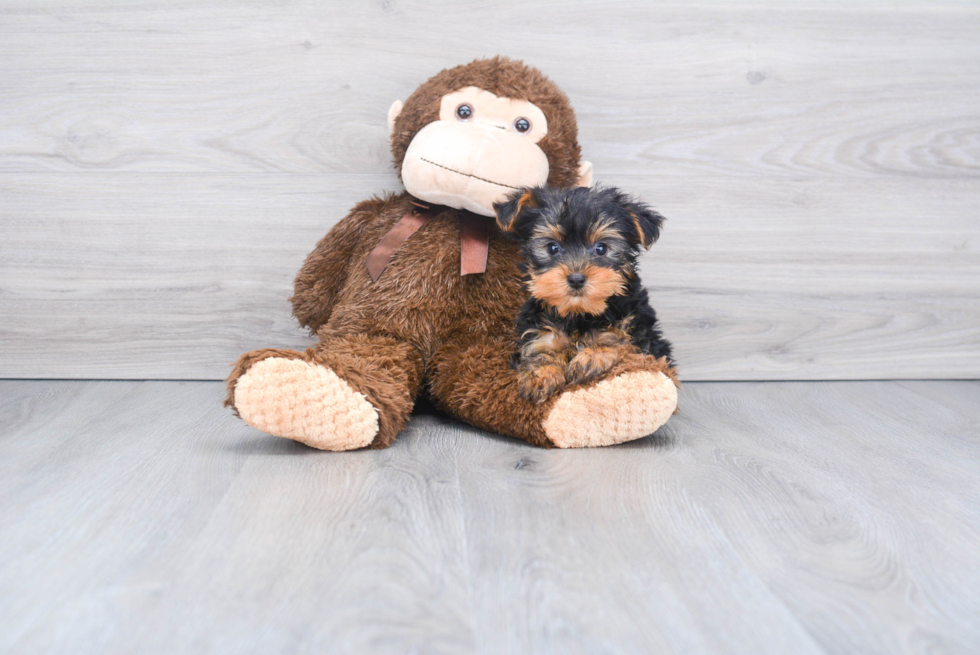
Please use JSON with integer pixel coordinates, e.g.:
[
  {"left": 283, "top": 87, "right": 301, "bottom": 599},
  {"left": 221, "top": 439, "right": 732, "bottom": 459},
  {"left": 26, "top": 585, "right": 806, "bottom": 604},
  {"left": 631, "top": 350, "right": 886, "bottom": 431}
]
[{"left": 397, "top": 87, "right": 551, "bottom": 217}]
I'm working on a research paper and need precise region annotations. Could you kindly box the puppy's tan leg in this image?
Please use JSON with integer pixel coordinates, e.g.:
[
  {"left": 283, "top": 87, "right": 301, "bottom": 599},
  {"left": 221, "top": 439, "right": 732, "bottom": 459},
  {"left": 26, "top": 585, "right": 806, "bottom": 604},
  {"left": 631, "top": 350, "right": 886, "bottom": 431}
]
[
  {"left": 566, "top": 347, "right": 621, "bottom": 386},
  {"left": 518, "top": 363, "right": 568, "bottom": 405},
  {"left": 516, "top": 327, "right": 575, "bottom": 404},
  {"left": 566, "top": 325, "right": 634, "bottom": 386}
]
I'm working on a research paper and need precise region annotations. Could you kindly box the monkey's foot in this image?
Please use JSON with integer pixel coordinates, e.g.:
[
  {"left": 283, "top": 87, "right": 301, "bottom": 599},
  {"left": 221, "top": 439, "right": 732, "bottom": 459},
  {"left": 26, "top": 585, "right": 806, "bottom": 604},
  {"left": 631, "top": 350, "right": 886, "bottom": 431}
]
[
  {"left": 542, "top": 370, "right": 677, "bottom": 448},
  {"left": 233, "top": 357, "right": 380, "bottom": 451}
]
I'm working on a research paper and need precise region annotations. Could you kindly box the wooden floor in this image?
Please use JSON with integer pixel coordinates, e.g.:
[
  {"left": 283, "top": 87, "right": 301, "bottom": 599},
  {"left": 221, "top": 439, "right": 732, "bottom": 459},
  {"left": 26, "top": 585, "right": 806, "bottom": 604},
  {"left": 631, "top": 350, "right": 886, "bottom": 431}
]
[{"left": 1, "top": 380, "right": 977, "bottom": 654}]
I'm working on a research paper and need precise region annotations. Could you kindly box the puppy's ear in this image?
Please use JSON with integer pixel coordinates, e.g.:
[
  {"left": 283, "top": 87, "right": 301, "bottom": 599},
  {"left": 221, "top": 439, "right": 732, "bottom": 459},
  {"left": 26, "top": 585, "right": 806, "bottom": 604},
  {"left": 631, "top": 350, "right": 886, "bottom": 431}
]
[
  {"left": 610, "top": 191, "right": 664, "bottom": 249},
  {"left": 596, "top": 186, "right": 664, "bottom": 249},
  {"left": 625, "top": 204, "right": 665, "bottom": 249},
  {"left": 494, "top": 187, "right": 540, "bottom": 233}
]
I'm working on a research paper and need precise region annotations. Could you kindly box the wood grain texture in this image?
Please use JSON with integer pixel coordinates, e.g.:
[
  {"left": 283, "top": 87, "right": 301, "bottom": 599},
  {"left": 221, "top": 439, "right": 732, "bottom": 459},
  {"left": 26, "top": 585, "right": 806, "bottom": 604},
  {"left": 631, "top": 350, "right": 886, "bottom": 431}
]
[
  {"left": 1, "top": 1, "right": 978, "bottom": 179},
  {"left": 1, "top": 0, "right": 978, "bottom": 380},
  {"left": 2, "top": 173, "right": 977, "bottom": 379},
  {"left": 1, "top": 379, "right": 978, "bottom": 653}
]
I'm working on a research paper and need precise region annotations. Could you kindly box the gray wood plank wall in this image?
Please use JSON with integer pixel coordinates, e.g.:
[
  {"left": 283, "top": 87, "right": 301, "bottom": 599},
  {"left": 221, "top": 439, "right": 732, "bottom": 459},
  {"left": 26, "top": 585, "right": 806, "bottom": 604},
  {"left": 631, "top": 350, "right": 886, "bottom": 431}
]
[{"left": 1, "top": 1, "right": 978, "bottom": 380}]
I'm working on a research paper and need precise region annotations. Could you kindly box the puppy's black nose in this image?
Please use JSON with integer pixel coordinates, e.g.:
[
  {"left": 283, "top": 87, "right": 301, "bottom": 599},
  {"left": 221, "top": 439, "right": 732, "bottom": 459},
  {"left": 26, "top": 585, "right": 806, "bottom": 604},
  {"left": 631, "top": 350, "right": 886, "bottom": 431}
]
[{"left": 567, "top": 273, "right": 587, "bottom": 289}]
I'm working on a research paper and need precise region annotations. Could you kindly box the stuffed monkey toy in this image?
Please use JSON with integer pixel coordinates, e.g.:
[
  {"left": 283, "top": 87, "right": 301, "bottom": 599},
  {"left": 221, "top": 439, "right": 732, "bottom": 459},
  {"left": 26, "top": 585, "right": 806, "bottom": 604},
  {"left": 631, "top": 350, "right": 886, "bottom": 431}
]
[{"left": 225, "top": 57, "right": 678, "bottom": 449}]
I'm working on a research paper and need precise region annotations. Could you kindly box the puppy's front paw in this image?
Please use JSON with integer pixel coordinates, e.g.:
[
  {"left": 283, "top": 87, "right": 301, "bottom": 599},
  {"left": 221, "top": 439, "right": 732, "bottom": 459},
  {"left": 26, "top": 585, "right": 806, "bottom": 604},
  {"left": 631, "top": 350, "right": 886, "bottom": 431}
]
[
  {"left": 518, "top": 364, "right": 567, "bottom": 404},
  {"left": 566, "top": 347, "right": 621, "bottom": 386}
]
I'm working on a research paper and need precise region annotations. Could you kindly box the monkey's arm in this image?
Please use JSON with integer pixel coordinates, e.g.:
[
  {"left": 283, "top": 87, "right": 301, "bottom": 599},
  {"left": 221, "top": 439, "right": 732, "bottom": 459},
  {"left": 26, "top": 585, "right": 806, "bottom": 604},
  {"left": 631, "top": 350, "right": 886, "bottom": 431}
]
[{"left": 290, "top": 198, "right": 382, "bottom": 333}]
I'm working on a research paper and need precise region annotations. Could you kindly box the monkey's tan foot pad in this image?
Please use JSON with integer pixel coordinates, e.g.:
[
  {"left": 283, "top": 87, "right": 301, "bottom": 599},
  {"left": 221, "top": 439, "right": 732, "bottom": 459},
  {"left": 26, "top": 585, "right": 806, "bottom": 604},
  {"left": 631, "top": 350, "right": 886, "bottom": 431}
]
[
  {"left": 543, "top": 371, "right": 677, "bottom": 448},
  {"left": 233, "top": 357, "right": 380, "bottom": 451}
]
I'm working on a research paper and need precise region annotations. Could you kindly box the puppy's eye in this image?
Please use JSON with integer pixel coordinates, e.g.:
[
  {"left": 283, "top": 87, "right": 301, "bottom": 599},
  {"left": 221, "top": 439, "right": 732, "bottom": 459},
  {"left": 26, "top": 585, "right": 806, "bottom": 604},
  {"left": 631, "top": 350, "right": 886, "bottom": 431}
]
[
  {"left": 594, "top": 243, "right": 608, "bottom": 256},
  {"left": 456, "top": 104, "right": 473, "bottom": 121},
  {"left": 547, "top": 242, "right": 561, "bottom": 256},
  {"left": 514, "top": 117, "right": 531, "bottom": 134}
]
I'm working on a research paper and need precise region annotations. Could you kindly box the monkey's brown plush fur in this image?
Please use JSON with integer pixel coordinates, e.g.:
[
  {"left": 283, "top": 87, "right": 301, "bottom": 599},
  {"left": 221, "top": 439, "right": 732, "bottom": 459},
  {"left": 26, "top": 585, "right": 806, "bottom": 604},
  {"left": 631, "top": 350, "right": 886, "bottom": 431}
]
[{"left": 225, "top": 58, "right": 678, "bottom": 449}]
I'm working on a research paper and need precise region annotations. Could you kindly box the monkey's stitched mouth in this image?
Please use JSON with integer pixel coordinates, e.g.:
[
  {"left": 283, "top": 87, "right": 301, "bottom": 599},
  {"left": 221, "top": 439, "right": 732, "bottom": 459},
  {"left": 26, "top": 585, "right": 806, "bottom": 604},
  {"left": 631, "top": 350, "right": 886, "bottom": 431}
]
[{"left": 420, "top": 158, "right": 519, "bottom": 190}]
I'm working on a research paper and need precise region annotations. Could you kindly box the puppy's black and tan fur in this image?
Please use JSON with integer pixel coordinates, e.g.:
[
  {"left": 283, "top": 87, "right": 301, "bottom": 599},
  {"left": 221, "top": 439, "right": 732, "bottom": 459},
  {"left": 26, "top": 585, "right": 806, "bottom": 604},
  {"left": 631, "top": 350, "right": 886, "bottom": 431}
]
[{"left": 495, "top": 186, "right": 674, "bottom": 403}]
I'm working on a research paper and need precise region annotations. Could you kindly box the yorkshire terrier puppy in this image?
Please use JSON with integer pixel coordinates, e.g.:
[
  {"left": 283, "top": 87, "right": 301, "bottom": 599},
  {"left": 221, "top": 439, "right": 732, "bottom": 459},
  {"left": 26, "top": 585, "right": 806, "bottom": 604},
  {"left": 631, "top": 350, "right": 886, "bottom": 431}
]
[{"left": 494, "top": 185, "right": 674, "bottom": 404}]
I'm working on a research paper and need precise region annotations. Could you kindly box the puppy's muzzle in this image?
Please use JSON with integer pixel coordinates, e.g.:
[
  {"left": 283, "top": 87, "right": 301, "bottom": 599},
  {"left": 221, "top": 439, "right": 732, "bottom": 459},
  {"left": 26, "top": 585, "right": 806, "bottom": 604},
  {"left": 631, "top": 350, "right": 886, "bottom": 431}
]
[{"left": 566, "top": 273, "right": 587, "bottom": 291}]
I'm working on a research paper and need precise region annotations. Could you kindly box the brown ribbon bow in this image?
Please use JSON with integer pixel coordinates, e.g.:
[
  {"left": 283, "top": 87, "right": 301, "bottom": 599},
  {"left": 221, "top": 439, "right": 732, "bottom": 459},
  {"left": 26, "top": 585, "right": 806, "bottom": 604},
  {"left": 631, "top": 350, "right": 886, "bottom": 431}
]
[{"left": 366, "top": 201, "right": 492, "bottom": 282}]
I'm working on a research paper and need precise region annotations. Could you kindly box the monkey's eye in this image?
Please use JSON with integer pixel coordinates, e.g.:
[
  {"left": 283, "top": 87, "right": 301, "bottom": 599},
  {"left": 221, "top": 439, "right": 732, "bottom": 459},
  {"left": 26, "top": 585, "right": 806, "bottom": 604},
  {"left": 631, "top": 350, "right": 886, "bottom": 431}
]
[
  {"left": 593, "top": 243, "right": 608, "bottom": 256},
  {"left": 455, "top": 104, "right": 473, "bottom": 121},
  {"left": 514, "top": 117, "right": 531, "bottom": 134},
  {"left": 547, "top": 242, "right": 561, "bottom": 256}
]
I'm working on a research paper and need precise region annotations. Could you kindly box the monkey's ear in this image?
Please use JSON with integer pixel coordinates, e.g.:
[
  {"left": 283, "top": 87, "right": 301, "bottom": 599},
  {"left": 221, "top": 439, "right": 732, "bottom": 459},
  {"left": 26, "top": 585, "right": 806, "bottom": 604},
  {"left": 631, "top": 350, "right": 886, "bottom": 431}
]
[
  {"left": 387, "top": 100, "right": 403, "bottom": 138},
  {"left": 576, "top": 161, "right": 593, "bottom": 187},
  {"left": 494, "top": 187, "right": 540, "bottom": 233},
  {"left": 617, "top": 197, "right": 664, "bottom": 249}
]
